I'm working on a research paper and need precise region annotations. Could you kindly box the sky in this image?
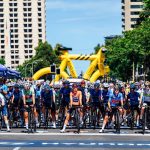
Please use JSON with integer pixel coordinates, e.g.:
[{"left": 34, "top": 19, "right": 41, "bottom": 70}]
[{"left": 46, "top": 0, "right": 122, "bottom": 74}]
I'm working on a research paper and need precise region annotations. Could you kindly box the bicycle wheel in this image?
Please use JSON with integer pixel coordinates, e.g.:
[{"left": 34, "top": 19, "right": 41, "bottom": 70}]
[
  {"left": 142, "top": 108, "right": 147, "bottom": 134},
  {"left": 115, "top": 110, "right": 120, "bottom": 133},
  {"left": 75, "top": 109, "right": 80, "bottom": 133},
  {"left": 130, "top": 109, "right": 134, "bottom": 130},
  {"left": 44, "top": 108, "right": 49, "bottom": 129},
  {"left": 9, "top": 111, "right": 13, "bottom": 129},
  {"left": 0, "top": 111, "right": 2, "bottom": 130}
]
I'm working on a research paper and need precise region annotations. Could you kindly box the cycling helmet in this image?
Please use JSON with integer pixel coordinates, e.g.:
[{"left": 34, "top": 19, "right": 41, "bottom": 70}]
[
  {"left": 7, "top": 83, "right": 13, "bottom": 87},
  {"left": 81, "top": 80, "right": 85, "bottom": 84},
  {"left": 145, "top": 81, "right": 150, "bottom": 86},
  {"left": 64, "top": 80, "right": 70, "bottom": 85},
  {"left": 72, "top": 83, "right": 78, "bottom": 88},
  {"left": 130, "top": 84, "right": 135, "bottom": 89},
  {"left": 103, "top": 83, "right": 109, "bottom": 88},
  {"left": 44, "top": 85, "right": 51, "bottom": 90},
  {"left": 14, "top": 84, "right": 19, "bottom": 88},
  {"left": 94, "top": 83, "right": 100, "bottom": 88}
]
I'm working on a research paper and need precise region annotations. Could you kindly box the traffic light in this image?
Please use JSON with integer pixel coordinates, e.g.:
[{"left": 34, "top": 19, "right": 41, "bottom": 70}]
[
  {"left": 56, "top": 68, "right": 60, "bottom": 75},
  {"left": 50, "top": 65, "right": 56, "bottom": 73}
]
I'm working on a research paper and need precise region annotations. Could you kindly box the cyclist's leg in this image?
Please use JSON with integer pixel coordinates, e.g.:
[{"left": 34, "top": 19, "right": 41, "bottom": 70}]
[
  {"left": 51, "top": 102, "right": 56, "bottom": 128},
  {"left": 2, "top": 105, "right": 10, "bottom": 131},
  {"left": 60, "top": 108, "right": 72, "bottom": 132}
]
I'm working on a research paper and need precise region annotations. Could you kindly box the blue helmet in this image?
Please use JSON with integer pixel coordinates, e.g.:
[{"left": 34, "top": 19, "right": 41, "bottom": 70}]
[
  {"left": 94, "top": 83, "right": 100, "bottom": 88},
  {"left": 130, "top": 84, "right": 135, "bottom": 89}
]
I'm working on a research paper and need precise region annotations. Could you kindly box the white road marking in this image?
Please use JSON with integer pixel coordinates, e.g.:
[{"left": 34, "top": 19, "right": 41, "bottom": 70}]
[
  {"left": 42, "top": 142, "right": 59, "bottom": 145},
  {"left": 0, "top": 142, "right": 150, "bottom": 147},
  {"left": 79, "top": 143, "right": 96, "bottom": 146},
  {"left": 13, "top": 147, "right": 21, "bottom": 150},
  {"left": 0, "top": 132, "right": 150, "bottom": 136}
]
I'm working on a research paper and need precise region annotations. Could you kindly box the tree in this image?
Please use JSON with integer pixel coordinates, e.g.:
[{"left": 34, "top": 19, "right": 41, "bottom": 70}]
[
  {"left": 105, "top": 18, "right": 150, "bottom": 81},
  {"left": 18, "top": 41, "right": 60, "bottom": 77},
  {"left": 0, "top": 58, "right": 5, "bottom": 65},
  {"left": 136, "top": 0, "right": 150, "bottom": 25}
]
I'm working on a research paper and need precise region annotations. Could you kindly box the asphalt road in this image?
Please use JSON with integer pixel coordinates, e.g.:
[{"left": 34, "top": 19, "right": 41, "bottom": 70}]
[{"left": 1, "top": 128, "right": 150, "bottom": 150}]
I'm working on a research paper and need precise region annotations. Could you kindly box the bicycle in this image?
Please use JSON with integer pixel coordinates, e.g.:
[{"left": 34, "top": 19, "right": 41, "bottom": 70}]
[
  {"left": 26, "top": 105, "right": 36, "bottom": 133},
  {"left": 0, "top": 107, "right": 2, "bottom": 130},
  {"left": 71, "top": 106, "right": 82, "bottom": 133},
  {"left": 58, "top": 105, "right": 66, "bottom": 129},
  {"left": 142, "top": 104, "right": 150, "bottom": 134},
  {"left": 111, "top": 106, "right": 121, "bottom": 133},
  {"left": 90, "top": 102, "right": 100, "bottom": 129}
]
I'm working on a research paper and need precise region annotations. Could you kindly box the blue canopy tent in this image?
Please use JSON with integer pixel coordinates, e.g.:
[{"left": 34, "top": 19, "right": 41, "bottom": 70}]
[
  {"left": 6, "top": 69, "right": 21, "bottom": 79},
  {"left": 0, "top": 64, "right": 7, "bottom": 77}
]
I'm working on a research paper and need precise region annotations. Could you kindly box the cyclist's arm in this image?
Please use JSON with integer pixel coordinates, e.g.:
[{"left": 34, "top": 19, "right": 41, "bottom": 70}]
[
  {"left": 70, "top": 92, "right": 73, "bottom": 107},
  {"left": 79, "top": 91, "right": 82, "bottom": 106},
  {"left": 11, "top": 95, "right": 14, "bottom": 104}
]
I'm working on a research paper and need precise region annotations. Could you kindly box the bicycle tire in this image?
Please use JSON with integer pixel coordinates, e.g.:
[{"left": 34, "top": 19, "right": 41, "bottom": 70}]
[
  {"left": 116, "top": 110, "right": 120, "bottom": 133},
  {"left": 75, "top": 109, "right": 80, "bottom": 133},
  {"left": 142, "top": 108, "right": 147, "bottom": 134},
  {"left": 130, "top": 109, "right": 134, "bottom": 130},
  {"left": 0, "top": 111, "right": 2, "bottom": 130}
]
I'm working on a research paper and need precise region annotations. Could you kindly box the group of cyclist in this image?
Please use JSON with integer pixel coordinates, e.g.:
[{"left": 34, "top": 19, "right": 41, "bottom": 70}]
[{"left": 0, "top": 77, "right": 149, "bottom": 133}]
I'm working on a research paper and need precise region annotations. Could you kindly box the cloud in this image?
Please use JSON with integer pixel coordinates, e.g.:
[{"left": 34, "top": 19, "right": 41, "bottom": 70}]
[{"left": 46, "top": 0, "right": 121, "bottom": 13}]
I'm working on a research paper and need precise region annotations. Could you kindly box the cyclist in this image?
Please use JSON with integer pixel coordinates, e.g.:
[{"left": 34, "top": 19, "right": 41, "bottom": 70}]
[
  {"left": 35, "top": 82, "right": 42, "bottom": 126},
  {"left": 101, "top": 83, "right": 110, "bottom": 118},
  {"left": 60, "top": 83, "right": 82, "bottom": 133},
  {"left": 41, "top": 84, "right": 56, "bottom": 128},
  {"left": 78, "top": 80, "right": 88, "bottom": 124},
  {"left": 140, "top": 82, "right": 150, "bottom": 121},
  {"left": 59, "top": 80, "right": 72, "bottom": 115},
  {"left": 90, "top": 82, "right": 103, "bottom": 126},
  {"left": 99, "top": 86, "right": 123, "bottom": 133},
  {"left": 11, "top": 84, "right": 23, "bottom": 124},
  {"left": 22, "top": 83, "right": 37, "bottom": 131},
  {"left": 127, "top": 84, "right": 142, "bottom": 127},
  {"left": 0, "top": 78, "right": 10, "bottom": 132}
]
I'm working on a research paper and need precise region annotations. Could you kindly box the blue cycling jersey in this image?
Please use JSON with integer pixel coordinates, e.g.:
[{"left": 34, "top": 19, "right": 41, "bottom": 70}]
[
  {"left": 41, "top": 90, "right": 53, "bottom": 103},
  {"left": 109, "top": 92, "right": 123, "bottom": 107},
  {"left": 60, "top": 87, "right": 71, "bottom": 103},
  {"left": 127, "top": 92, "right": 140, "bottom": 106},
  {"left": 90, "top": 89, "right": 102, "bottom": 102},
  {"left": 102, "top": 90, "right": 109, "bottom": 104}
]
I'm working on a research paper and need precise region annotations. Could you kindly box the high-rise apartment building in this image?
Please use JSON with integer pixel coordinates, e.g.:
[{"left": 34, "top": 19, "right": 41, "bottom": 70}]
[
  {"left": 0, "top": 0, "right": 46, "bottom": 69},
  {"left": 122, "top": 0, "right": 144, "bottom": 31}
]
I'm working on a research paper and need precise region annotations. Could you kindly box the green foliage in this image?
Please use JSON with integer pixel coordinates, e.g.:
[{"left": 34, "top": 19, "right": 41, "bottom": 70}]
[
  {"left": 137, "top": 0, "right": 150, "bottom": 25},
  {"left": 105, "top": 19, "right": 150, "bottom": 81},
  {"left": 18, "top": 41, "right": 60, "bottom": 77},
  {"left": 0, "top": 58, "right": 5, "bottom": 65}
]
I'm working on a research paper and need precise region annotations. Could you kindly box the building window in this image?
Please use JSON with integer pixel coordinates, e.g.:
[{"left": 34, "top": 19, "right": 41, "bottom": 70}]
[
  {"left": 1, "top": 51, "right": 4, "bottom": 54},
  {"left": 25, "top": 56, "right": 28, "bottom": 59},
  {"left": 38, "top": 8, "right": 41, "bottom": 11},
  {"left": 1, "top": 45, "right": 4, "bottom": 49},
  {"left": 131, "top": 5, "right": 143, "bottom": 9},
  {"left": 0, "top": 3, "right": 3, "bottom": 6},
  {"left": 131, "top": 0, "right": 143, "bottom": 2},
  {"left": 131, "top": 11, "right": 140, "bottom": 15},
  {"left": 131, "top": 18, "right": 138, "bottom": 21},
  {"left": 24, "top": 50, "right": 28, "bottom": 53},
  {"left": 29, "top": 50, "right": 32, "bottom": 53},
  {"left": 0, "top": 14, "right": 3, "bottom": 17},
  {"left": 0, "top": 9, "right": 3, "bottom": 12},
  {"left": 11, "top": 61, "right": 14, "bottom": 64}
]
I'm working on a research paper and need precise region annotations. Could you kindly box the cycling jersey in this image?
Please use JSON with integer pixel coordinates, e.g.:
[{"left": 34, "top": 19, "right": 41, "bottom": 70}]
[
  {"left": 109, "top": 92, "right": 123, "bottom": 107},
  {"left": 41, "top": 89, "right": 53, "bottom": 104},
  {"left": 142, "top": 89, "right": 150, "bottom": 103},
  {"left": 90, "top": 89, "right": 102, "bottom": 103},
  {"left": 78, "top": 87, "right": 87, "bottom": 105},
  {"left": 22, "top": 88, "right": 34, "bottom": 103},
  {"left": 60, "top": 87, "right": 71, "bottom": 103},
  {"left": 102, "top": 90, "right": 109, "bottom": 104},
  {"left": 13, "top": 90, "right": 22, "bottom": 106},
  {"left": 72, "top": 95, "right": 79, "bottom": 103},
  {"left": 127, "top": 92, "right": 140, "bottom": 106}
]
